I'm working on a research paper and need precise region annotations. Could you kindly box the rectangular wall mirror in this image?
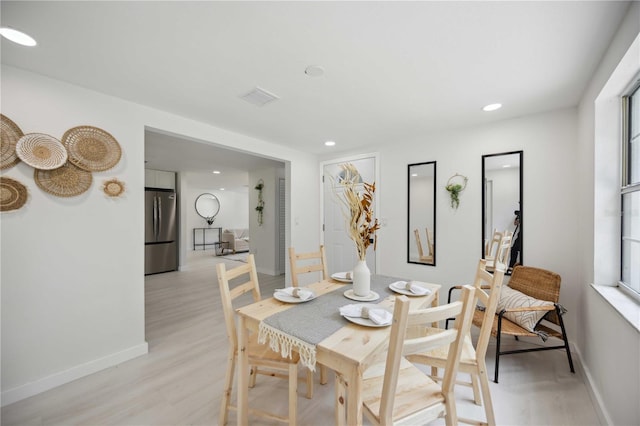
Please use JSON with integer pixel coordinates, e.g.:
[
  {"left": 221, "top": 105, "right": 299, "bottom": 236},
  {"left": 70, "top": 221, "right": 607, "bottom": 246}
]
[
  {"left": 482, "top": 151, "right": 523, "bottom": 272},
  {"left": 408, "top": 161, "right": 436, "bottom": 266}
]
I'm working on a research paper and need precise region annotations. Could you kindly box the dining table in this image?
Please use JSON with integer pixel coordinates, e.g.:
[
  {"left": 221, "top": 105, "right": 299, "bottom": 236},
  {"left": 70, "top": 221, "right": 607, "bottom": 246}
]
[{"left": 235, "top": 274, "right": 441, "bottom": 426}]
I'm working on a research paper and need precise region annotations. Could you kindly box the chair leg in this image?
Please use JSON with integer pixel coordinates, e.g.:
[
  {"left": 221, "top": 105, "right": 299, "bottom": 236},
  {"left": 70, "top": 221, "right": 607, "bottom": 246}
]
[
  {"left": 444, "top": 390, "right": 458, "bottom": 426},
  {"left": 249, "top": 366, "right": 258, "bottom": 388},
  {"left": 494, "top": 315, "right": 504, "bottom": 383},
  {"left": 477, "top": 361, "right": 496, "bottom": 426},
  {"left": 306, "top": 367, "right": 314, "bottom": 399},
  {"left": 219, "top": 348, "right": 236, "bottom": 426},
  {"left": 288, "top": 364, "right": 298, "bottom": 425},
  {"left": 556, "top": 306, "right": 576, "bottom": 374},
  {"left": 470, "top": 372, "right": 482, "bottom": 405}
]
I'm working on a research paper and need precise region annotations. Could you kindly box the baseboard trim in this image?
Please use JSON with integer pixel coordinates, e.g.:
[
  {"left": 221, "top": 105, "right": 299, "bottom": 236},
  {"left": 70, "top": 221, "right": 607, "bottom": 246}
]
[
  {"left": 571, "top": 344, "right": 612, "bottom": 426},
  {"left": 1, "top": 342, "right": 149, "bottom": 407},
  {"left": 256, "top": 266, "right": 278, "bottom": 276}
]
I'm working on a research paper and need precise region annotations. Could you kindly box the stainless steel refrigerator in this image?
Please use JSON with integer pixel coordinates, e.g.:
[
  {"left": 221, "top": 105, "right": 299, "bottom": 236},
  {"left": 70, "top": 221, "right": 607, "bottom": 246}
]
[{"left": 145, "top": 188, "right": 177, "bottom": 275}]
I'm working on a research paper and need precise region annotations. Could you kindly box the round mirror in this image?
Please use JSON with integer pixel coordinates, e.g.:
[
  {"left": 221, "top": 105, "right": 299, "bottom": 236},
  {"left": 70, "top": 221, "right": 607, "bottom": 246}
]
[{"left": 195, "top": 193, "right": 220, "bottom": 225}]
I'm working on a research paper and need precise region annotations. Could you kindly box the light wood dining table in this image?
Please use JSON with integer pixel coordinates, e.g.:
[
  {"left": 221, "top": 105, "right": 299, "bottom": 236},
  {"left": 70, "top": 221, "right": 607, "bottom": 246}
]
[{"left": 235, "top": 276, "right": 441, "bottom": 426}]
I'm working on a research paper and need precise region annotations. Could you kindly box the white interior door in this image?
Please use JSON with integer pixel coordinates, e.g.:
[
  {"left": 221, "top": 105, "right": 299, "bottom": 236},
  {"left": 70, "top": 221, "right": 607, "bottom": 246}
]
[{"left": 322, "top": 156, "right": 377, "bottom": 275}]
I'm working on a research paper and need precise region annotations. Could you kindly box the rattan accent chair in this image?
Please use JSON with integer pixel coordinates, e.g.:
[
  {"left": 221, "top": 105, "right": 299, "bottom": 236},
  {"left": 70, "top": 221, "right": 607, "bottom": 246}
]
[
  {"left": 478, "top": 264, "right": 575, "bottom": 383},
  {"left": 217, "top": 254, "right": 312, "bottom": 425}
]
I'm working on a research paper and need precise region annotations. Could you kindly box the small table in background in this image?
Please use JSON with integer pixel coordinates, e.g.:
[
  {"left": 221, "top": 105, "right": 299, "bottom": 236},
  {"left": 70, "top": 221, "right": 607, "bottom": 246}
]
[{"left": 192, "top": 227, "right": 222, "bottom": 251}]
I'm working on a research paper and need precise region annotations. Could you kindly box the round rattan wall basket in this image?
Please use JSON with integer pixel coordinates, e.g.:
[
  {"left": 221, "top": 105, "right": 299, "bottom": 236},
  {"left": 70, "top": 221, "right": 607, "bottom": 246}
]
[
  {"left": 62, "top": 126, "right": 121, "bottom": 172},
  {"left": 16, "top": 133, "right": 68, "bottom": 170},
  {"left": 1, "top": 114, "right": 24, "bottom": 170},
  {"left": 0, "top": 176, "right": 28, "bottom": 211},
  {"left": 34, "top": 162, "right": 93, "bottom": 197}
]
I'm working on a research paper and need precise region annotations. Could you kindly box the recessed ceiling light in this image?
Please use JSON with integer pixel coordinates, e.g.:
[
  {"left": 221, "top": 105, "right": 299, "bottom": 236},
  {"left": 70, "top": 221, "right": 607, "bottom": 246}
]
[
  {"left": 482, "top": 103, "right": 502, "bottom": 112},
  {"left": 212, "top": 170, "right": 221, "bottom": 174},
  {"left": 305, "top": 65, "right": 325, "bottom": 77},
  {"left": 324, "top": 141, "right": 336, "bottom": 147},
  {"left": 0, "top": 27, "right": 37, "bottom": 47},
  {"left": 219, "top": 188, "right": 225, "bottom": 191}
]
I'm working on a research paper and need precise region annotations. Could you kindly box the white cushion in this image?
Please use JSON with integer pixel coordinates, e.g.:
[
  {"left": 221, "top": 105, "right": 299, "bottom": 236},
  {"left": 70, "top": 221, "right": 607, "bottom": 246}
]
[{"left": 496, "top": 286, "right": 554, "bottom": 332}]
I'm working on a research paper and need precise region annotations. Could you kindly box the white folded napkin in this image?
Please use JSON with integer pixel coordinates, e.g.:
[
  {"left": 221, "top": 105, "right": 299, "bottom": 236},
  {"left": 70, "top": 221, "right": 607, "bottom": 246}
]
[
  {"left": 391, "top": 280, "right": 431, "bottom": 295},
  {"left": 274, "top": 287, "right": 314, "bottom": 301},
  {"left": 339, "top": 304, "right": 393, "bottom": 325}
]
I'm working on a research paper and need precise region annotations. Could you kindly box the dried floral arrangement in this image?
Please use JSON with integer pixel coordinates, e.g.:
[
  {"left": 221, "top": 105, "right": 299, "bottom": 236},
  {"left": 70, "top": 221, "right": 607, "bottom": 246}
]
[{"left": 332, "top": 163, "right": 380, "bottom": 260}]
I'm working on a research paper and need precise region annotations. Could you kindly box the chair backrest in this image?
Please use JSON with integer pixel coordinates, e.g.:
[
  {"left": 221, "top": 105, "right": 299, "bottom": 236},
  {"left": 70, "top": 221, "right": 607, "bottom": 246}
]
[
  {"left": 425, "top": 228, "right": 434, "bottom": 257},
  {"left": 473, "top": 259, "right": 506, "bottom": 360},
  {"left": 289, "top": 246, "right": 328, "bottom": 287},
  {"left": 485, "top": 229, "right": 513, "bottom": 268},
  {"left": 216, "top": 254, "right": 261, "bottom": 351},
  {"left": 374, "top": 286, "right": 477, "bottom": 424},
  {"left": 508, "top": 265, "right": 562, "bottom": 323},
  {"left": 414, "top": 229, "right": 434, "bottom": 261},
  {"left": 484, "top": 229, "right": 502, "bottom": 260}
]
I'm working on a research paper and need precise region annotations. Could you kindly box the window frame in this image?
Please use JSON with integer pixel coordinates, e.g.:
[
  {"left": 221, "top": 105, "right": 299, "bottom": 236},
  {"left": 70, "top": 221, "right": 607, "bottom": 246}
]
[{"left": 620, "top": 79, "right": 640, "bottom": 299}]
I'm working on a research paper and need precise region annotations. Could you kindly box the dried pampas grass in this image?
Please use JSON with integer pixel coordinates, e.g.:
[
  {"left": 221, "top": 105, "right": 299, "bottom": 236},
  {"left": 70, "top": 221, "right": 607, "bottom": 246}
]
[{"left": 332, "top": 163, "right": 380, "bottom": 260}]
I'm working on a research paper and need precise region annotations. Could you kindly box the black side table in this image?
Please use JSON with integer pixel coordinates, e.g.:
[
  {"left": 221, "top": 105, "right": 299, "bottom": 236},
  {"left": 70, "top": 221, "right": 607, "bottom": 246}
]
[{"left": 193, "top": 227, "right": 222, "bottom": 250}]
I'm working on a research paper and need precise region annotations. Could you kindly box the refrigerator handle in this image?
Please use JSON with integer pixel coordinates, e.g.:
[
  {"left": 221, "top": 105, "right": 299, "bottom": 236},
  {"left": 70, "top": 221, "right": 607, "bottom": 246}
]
[
  {"left": 157, "top": 196, "right": 162, "bottom": 234},
  {"left": 154, "top": 195, "right": 158, "bottom": 239}
]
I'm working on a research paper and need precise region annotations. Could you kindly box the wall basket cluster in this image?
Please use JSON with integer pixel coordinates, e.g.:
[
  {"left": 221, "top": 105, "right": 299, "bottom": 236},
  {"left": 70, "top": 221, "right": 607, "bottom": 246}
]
[{"left": 0, "top": 114, "right": 126, "bottom": 208}]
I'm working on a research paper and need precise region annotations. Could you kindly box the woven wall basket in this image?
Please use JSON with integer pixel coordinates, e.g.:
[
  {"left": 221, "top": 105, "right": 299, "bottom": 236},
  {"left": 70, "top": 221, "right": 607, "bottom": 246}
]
[
  {"left": 16, "top": 133, "right": 68, "bottom": 170},
  {"left": 34, "top": 162, "right": 92, "bottom": 197},
  {"left": 62, "top": 126, "right": 121, "bottom": 172},
  {"left": 1, "top": 114, "right": 24, "bottom": 170},
  {"left": 0, "top": 176, "right": 28, "bottom": 211}
]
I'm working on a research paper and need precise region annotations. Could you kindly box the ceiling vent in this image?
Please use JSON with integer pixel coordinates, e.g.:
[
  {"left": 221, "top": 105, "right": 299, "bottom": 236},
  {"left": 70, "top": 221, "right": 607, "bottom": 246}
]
[{"left": 240, "top": 87, "right": 279, "bottom": 107}]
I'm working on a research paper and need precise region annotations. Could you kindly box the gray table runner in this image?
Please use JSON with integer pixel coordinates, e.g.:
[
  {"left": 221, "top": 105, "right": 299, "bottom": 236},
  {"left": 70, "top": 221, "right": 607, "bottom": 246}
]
[{"left": 258, "top": 275, "right": 408, "bottom": 369}]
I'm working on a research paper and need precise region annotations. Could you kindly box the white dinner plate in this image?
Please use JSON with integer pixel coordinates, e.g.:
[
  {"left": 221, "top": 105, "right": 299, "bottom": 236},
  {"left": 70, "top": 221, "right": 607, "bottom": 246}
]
[
  {"left": 388, "top": 281, "right": 432, "bottom": 297},
  {"left": 342, "top": 304, "right": 392, "bottom": 328},
  {"left": 331, "top": 272, "right": 352, "bottom": 283},
  {"left": 273, "top": 291, "right": 316, "bottom": 304},
  {"left": 343, "top": 289, "right": 380, "bottom": 302}
]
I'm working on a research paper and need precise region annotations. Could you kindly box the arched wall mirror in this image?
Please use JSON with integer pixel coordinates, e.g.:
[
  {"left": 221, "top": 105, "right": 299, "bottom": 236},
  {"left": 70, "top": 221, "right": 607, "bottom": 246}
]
[
  {"left": 482, "top": 151, "right": 523, "bottom": 272},
  {"left": 408, "top": 161, "right": 436, "bottom": 266},
  {"left": 195, "top": 193, "right": 220, "bottom": 225}
]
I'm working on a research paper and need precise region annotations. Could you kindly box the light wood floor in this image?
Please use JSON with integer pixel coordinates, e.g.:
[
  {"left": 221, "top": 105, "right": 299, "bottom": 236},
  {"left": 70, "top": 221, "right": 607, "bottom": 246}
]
[{"left": 2, "top": 250, "right": 601, "bottom": 425}]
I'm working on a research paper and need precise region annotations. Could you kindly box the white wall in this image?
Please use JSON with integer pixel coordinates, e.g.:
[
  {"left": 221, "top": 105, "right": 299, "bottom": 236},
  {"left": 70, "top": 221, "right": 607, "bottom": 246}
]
[
  {"left": 367, "top": 109, "right": 579, "bottom": 317},
  {"left": 576, "top": 3, "right": 640, "bottom": 425},
  {"left": 181, "top": 174, "right": 248, "bottom": 254},
  {"left": 249, "top": 166, "right": 284, "bottom": 275},
  {"left": 0, "top": 65, "right": 320, "bottom": 404}
]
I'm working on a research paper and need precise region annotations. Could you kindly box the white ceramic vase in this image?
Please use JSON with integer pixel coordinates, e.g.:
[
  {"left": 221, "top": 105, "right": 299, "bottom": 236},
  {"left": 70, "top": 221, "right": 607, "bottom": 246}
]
[{"left": 352, "top": 259, "right": 371, "bottom": 297}]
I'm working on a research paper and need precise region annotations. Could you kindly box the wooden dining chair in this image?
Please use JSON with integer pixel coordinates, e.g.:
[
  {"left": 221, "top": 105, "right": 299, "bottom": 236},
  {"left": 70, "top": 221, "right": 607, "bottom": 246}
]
[
  {"left": 288, "top": 245, "right": 330, "bottom": 385},
  {"left": 217, "top": 254, "right": 312, "bottom": 425},
  {"left": 336, "top": 286, "right": 477, "bottom": 426},
  {"left": 288, "top": 245, "right": 329, "bottom": 287},
  {"left": 485, "top": 229, "right": 513, "bottom": 272},
  {"left": 407, "top": 259, "right": 506, "bottom": 426},
  {"left": 414, "top": 228, "right": 434, "bottom": 263}
]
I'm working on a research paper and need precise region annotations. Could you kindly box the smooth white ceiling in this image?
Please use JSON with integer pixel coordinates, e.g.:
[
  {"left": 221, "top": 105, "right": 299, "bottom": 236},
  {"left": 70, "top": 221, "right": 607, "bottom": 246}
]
[{"left": 0, "top": 1, "right": 631, "bottom": 183}]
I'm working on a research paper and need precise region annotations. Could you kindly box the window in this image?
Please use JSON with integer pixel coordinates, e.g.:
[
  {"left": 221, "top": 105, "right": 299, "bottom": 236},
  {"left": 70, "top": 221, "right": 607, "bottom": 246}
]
[{"left": 621, "top": 82, "right": 640, "bottom": 295}]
